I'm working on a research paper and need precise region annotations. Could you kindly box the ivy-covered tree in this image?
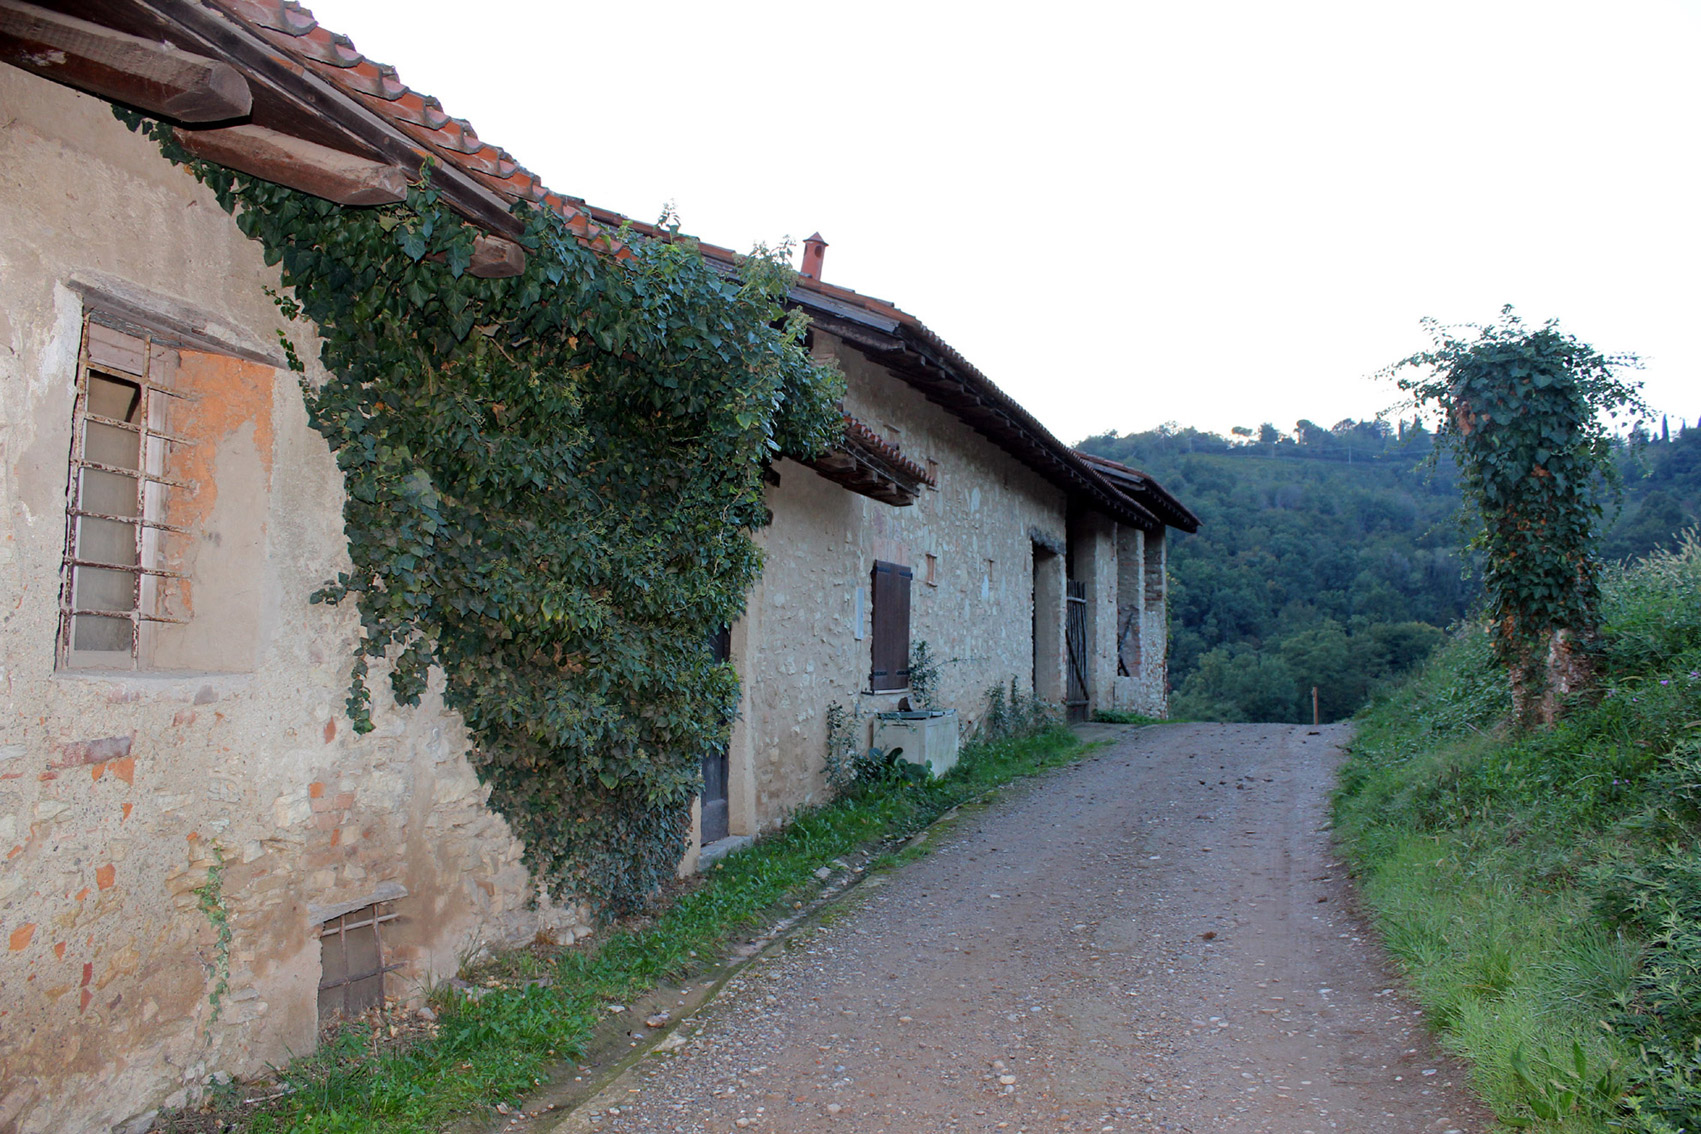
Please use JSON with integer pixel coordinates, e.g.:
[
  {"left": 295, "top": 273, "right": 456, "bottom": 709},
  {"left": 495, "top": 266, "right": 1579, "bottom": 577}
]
[{"left": 1389, "top": 307, "right": 1645, "bottom": 726}]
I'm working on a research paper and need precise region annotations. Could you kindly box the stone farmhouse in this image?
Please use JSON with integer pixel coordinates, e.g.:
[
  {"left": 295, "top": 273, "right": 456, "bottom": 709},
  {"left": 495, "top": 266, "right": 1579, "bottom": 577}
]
[
  {"left": 707, "top": 239, "right": 1198, "bottom": 858},
  {"left": 0, "top": 2, "right": 1196, "bottom": 1129}
]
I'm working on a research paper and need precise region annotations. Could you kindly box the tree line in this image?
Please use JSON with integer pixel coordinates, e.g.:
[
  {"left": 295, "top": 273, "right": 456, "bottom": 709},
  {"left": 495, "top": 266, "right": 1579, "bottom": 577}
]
[{"left": 1078, "top": 416, "right": 1701, "bottom": 722}]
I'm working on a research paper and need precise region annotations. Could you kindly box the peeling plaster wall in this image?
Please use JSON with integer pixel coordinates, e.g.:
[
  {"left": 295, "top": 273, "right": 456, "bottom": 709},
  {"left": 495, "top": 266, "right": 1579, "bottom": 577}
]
[
  {"left": 0, "top": 69, "right": 583, "bottom": 1133},
  {"left": 727, "top": 332, "right": 1077, "bottom": 827}
]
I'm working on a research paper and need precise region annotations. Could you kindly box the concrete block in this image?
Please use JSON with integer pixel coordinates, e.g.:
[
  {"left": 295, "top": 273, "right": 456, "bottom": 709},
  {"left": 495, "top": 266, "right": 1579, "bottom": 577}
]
[
  {"left": 873, "top": 710, "right": 960, "bottom": 778},
  {"left": 697, "top": 835, "right": 754, "bottom": 870}
]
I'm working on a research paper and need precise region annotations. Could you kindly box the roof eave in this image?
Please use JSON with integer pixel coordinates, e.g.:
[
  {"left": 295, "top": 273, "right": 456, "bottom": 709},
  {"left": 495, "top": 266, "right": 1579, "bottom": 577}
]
[{"left": 1075, "top": 452, "right": 1201, "bottom": 532}]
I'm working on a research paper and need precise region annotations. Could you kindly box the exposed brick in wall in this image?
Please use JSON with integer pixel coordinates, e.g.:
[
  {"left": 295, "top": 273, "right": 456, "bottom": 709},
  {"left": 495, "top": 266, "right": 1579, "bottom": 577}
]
[
  {"left": 0, "top": 68, "right": 590, "bottom": 1134},
  {"left": 1144, "top": 529, "right": 1166, "bottom": 608}
]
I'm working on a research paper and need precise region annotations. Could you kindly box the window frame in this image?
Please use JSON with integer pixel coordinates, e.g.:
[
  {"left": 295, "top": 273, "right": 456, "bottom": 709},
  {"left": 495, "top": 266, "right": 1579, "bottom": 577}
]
[{"left": 57, "top": 318, "right": 193, "bottom": 670}]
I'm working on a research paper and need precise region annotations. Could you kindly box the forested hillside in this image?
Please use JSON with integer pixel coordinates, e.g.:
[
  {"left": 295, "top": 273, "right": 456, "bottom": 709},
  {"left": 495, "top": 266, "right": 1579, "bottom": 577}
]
[{"left": 1077, "top": 418, "right": 1701, "bottom": 722}]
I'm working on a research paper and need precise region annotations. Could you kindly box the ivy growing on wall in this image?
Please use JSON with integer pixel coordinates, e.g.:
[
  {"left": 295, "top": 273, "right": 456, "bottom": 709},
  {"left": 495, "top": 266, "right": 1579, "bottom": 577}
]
[
  {"left": 192, "top": 843, "right": 230, "bottom": 1028},
  {"left": 122, "top": 113, "right": 845, "bottom": 913}
]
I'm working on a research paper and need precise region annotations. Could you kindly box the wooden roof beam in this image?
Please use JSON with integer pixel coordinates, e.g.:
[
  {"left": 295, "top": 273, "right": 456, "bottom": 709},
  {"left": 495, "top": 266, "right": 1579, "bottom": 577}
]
[
  {"left": 172, "top": 123, "right": 407, "bottom": 205},
  {"left": 152, "top": 0, "right": 524, "bottom": 238},
  {"left": 1, "top": 1, "right": 250, "bottom": 122},
  {"left": 469, "top": 233, "right": 526, "bottom": 278}
]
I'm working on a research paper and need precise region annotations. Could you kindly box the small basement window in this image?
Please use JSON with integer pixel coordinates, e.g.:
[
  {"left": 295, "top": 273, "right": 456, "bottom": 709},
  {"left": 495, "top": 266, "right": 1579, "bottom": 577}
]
[{"left": 318, "top": 900, "right": 401, "bottom": 1022}]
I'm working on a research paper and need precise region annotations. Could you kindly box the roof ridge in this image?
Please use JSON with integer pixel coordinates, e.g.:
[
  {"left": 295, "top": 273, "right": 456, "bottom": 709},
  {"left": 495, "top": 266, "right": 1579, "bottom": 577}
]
[{"left": 179, "top": 2, "right": 1194, "bottom": 531}]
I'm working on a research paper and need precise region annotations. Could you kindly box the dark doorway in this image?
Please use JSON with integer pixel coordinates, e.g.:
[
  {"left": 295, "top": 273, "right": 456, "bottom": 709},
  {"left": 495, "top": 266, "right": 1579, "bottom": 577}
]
[
  {"left": 701, "top": 625, "right": 731, "bottom": 845},
  {"left": 1032, "top": 542, "right": 1064, "bottom": 701},
  {"left": 1031, "top": 552, "right": 1043, "bottom": 694}
]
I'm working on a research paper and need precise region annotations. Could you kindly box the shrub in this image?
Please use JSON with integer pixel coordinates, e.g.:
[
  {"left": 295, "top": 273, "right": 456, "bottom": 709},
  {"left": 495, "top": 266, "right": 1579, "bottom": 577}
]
[
  {"left": 976, "top": 677, "right": 1059, "bottom": 742},
  {"left": 1600, "top": 529, "right": 1701, "bottom": 679}
]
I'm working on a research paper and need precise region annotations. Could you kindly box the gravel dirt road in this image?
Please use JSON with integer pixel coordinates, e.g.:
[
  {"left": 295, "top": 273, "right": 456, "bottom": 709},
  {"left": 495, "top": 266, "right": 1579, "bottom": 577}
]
[{"left": 542, "top": 722, "right": 1493, "bottom": 1134}]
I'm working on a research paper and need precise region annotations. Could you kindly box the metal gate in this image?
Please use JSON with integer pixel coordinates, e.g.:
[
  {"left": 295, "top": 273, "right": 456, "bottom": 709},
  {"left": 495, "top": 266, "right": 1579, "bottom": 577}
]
[{"left": 1065, "top": 580, "right": 1089, "bottom": 723}]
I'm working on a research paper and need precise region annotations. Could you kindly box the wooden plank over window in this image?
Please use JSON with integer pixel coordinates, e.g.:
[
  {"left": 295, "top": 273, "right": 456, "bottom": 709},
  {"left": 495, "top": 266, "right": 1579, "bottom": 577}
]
[{"left": 869, "top": 560, "right": 912, "bottom": 692}]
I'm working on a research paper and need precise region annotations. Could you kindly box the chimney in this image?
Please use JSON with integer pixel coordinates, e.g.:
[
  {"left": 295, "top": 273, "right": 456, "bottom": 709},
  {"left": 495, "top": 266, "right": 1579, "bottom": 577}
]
[{"left": 801, "top": 232, "right": 827, "bottom": 280}]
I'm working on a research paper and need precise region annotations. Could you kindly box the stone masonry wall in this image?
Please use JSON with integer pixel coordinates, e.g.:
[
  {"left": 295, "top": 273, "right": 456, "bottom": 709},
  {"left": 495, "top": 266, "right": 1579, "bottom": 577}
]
[
  {"left": 725, "top": 333, "right": 1074, "bottom": 829},
  {"left": 0, "top": 69, "right": 582, "bottom": 1133},
  {"left": 1113, "top": 526, "right": 1170, "bottom": 716},
  {"left": 1069, "top": 510, "right": 1119, "bottom": 713}
]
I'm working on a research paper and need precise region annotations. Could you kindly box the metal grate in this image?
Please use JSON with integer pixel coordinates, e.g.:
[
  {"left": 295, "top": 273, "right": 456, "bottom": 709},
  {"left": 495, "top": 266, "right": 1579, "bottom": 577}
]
[
  {"left": 57, "top": 320, "right": 193, "bottom": 668},
  {"left": 1065, "top": 580, "right": 1089, "bottom": 722},
  {"left": 317, "top": 901, "right": 402, "bottom": 1022}
]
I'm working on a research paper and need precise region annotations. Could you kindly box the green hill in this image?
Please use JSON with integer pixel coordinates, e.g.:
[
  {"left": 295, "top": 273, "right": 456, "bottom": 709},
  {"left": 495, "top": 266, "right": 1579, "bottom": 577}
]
[{"left": 1077, "top": 419, "right": 1701, "bottom": 723}]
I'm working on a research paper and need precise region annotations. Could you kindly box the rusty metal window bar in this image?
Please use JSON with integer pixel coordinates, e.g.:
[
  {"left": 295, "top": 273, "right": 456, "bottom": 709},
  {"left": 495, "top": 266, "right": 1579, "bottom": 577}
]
[
  {"left": 57, "top": 321, "right": 193, "bottom": 669},
  {"left": 317, "top": 901, "right": 401, "bottom": 1022}
]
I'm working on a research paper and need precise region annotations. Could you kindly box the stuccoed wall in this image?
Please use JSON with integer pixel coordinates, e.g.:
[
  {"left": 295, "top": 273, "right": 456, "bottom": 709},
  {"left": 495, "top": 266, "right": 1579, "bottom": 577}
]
[
  {"left": 727, "top": 332, "right": 1073, "bottom": 828},
  {"left": 0, "top": 68, "right": 582, "bottom": 1133}
]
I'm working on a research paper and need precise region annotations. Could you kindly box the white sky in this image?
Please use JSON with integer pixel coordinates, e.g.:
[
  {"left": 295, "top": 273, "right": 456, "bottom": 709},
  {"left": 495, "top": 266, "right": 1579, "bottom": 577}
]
[{"left": 303, "top": 0, "right": 1700, "bottom": 444}]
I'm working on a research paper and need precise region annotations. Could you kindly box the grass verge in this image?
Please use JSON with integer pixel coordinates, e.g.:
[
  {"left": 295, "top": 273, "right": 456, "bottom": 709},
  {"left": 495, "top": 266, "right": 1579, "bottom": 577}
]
[
  {"left": 1333, "top": 534, "right": 1701, "bottom": 1132},
  {"left": 166, "top": 724, "right": 1095, "bottom": 1133},
  {"left": 1090, "top": 709, "right": 1162, "bottom": 725}
]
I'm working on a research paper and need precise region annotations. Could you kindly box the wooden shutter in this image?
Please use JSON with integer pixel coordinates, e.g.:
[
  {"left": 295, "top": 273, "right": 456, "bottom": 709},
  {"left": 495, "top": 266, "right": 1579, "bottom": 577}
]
[{"left": 869, "top": 560, "right": 912, "bottom": 691}]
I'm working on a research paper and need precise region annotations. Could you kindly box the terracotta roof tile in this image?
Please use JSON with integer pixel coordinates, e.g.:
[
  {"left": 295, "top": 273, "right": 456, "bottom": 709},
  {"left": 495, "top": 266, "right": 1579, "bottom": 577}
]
[
  {"left": 452, "top": 144, "right": 516, "bottom": 178},
  {"left": 288, "top": 26, "right": 361, "bottom": 67},
  {"left": 466, "top": 165, "right": 546, "bottom": 204},
  {"left": 187, "top": 0, "right": 1186, "bottom": 527},
  {"left": 1075, "top": 452, "right": 1200, "bottom": 532},
  {"left": 221, "top": 0, "right": 315, "bottom": 34},
  {"left": 319, "top": 57, "right": 406, "bottom": 100},
  {"left": 209, "top": 0, "right": 621, "bottom": 248},
  {"left": 842, "top": 414, "right": 935, "bottom": 488},
  {"left": 375, "top": 89, "right": 452, "bottom": 130},
  {"left": 804, "top": 414, "right": 933, "bottom": 505}
]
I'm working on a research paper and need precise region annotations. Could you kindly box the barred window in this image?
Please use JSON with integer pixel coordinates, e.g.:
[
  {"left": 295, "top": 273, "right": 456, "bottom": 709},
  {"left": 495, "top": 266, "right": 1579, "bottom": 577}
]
[
  {"left": 58, "top": 320, "right": 192, "bottom": 669},
  {"left": 318, "top": 901, "right": 401, "bottom": 1022}
]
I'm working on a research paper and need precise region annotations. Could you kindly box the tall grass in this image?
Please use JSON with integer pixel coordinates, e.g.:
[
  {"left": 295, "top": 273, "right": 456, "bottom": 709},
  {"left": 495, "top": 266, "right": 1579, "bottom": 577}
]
[{"left": 1335, "top": 532, "right": 1701, "bottom": 1132}]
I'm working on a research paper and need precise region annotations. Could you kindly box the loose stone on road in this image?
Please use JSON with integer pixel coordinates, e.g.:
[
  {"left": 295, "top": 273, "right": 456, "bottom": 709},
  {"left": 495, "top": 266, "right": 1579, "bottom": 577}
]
[{"left": 545, "top": 723, "right": 1491, "bottom": 1133}]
